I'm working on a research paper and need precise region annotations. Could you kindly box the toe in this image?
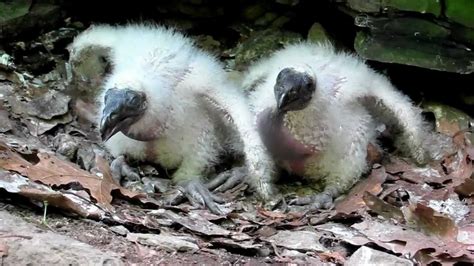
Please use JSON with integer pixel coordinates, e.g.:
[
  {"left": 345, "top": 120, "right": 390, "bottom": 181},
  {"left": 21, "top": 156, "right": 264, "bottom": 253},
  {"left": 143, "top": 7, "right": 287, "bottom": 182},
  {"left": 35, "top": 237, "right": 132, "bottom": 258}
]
[
  {"left": 289, "top": 195, "right": 312, "bottom": 206},
  {"left": 207, "top": 171, "right": 231, "bottom": 190},
  {"left": 215, "top": 170, "right": 246, "bottom": 192}
]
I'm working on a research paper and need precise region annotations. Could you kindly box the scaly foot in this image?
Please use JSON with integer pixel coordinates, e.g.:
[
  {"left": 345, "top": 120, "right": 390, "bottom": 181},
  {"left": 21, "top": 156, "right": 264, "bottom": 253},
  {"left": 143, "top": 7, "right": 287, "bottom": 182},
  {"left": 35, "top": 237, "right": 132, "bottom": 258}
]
[
  {"left": 164, "top": 179, "right": 228, "bottom": 215},
  {"left": 110, "top": 155, "right": 140, "bottom": 183}
]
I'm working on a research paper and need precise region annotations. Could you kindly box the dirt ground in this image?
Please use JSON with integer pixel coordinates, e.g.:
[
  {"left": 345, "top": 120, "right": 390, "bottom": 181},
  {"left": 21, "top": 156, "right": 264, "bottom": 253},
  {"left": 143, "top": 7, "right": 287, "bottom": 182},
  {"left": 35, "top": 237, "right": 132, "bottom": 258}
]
[{"left": 1, "top": 201, "right": 276, "bottom": 265}]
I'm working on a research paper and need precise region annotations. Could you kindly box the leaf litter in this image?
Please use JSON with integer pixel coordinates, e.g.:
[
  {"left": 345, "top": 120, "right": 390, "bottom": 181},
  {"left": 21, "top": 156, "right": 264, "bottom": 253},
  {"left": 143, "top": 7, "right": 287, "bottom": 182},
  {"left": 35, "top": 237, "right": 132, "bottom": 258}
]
[{"left": 0, "top": 24, "right": 472, "bottom": 265}]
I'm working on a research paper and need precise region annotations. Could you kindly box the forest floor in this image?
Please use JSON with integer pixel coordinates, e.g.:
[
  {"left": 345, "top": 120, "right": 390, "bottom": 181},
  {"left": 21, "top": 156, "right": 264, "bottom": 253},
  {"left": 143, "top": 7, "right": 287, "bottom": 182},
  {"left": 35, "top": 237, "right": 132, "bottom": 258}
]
[{"left": 0, "top": 22, "right": 473, "bottom": 265}]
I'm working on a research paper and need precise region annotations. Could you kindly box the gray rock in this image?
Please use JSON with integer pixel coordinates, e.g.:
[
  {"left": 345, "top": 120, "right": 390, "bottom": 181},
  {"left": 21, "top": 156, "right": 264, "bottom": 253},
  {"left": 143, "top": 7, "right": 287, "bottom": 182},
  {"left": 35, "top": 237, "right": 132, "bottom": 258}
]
[
  {"left": 345, "top": 246, "right": 414, "bottom": 266},
  {"left": 40, "top": 27, "right": 79, "bottom": 53},
  {"left": 354, "top": 16, "right": 450, "bottom": 40},
  {"left": 0, "top": 108, "right": 12, "bottom": 133},
  {"left": 354, "top": 31, "right": 474, "bottom": 74},
  {"left": 346, "top": 0, "right": 441, "bottom": 15},
  {"left": 276, "top": 0, "right": 300, "bottom": 6},
  {"left": 254, "top": 12, "right": 278, "bottom": 27},
  {"left": 22, "top": 113, "right": 73, "bottom": 136},
  {"left": 126, "top": 232, "right": 199, "bottom": 252},
  {"left": 0, "top": 210, "right": 123, "bottom": 265},
  {"left": 263, "top": 230, "right": 327, "bottom": 252},
  {"left": 110, "top": 225, "right": 129, "bottom": 236},
  {"left": 0, "top": 2, "right": 62, "bottom": 40},
  {"left": 26, "top": 90, "right": 71, "bottom": 120},
  {"left": 281, "top": 249, "right": 307, "bottom": 258},
  {"left": 54, "top": 133, "right": 78, "bottom": 160}
]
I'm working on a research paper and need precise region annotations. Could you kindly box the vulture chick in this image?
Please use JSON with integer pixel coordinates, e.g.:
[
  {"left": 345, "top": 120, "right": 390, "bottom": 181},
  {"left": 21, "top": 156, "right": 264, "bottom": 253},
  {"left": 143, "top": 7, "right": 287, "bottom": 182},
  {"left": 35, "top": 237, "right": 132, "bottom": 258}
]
[
  {"left": 243, "top": 42, "right": 453, "bottom": 209},
  {"left": 68, "top": 24, "right": 276, "bottom": 214}
]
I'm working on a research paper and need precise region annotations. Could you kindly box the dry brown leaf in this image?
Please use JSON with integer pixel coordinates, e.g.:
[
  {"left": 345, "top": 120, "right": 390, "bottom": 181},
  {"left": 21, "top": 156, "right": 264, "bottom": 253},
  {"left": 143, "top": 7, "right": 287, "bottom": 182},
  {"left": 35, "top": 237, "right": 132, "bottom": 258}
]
[
  {"left": 384, "top": 157, "right": 413, "bottom": 175},
  {"left": 315, "top": 223, "right": 371, "bottom": 246},
  {"left": 408, "top": 203, "right": 458, "bottom": 239},
  {"left": 257, "top": 208, "right": 287, "bottom": 219},
  {"left": 151, "top": 209, "right": 232, "bottom": 237},
  {"left": 0, "top": 141, "right": 144, "bottom": 209},
  {"left": 335, "top": 166, "right": 387, "bottom": 215},
  {"left": 352, "top": 218, "right": 473, "bottom": 263},
  {"left": 443, "top": 143, "right": 473, "bottom": 187},
  {"left": 0, "top": 169, "right": 107, "bottom": 218},
  {"left": 318, "top": 251, "right": 346, "bottom": 264},
  {"left": 363, "top": 192, "right": 405, "bottom": 222},
  {"left": 455, "top": 178, "right": 474, "bottom": 197},
  {"left": 438, "top": 120, "right": 461, "bottom": 137}
]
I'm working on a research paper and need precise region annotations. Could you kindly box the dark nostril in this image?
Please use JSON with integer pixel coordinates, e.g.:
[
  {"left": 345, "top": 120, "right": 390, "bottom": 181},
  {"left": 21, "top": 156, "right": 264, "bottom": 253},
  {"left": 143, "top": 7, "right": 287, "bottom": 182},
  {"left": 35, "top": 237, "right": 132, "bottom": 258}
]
[{"left": 304, "top": 79, "right": 315, "bottom": 91}]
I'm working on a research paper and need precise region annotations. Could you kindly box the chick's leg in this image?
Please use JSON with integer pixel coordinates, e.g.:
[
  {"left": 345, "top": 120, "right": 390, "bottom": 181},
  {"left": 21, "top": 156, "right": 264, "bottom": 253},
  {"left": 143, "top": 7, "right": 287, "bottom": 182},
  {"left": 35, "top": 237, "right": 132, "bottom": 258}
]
[
  {"left": 164, "top": 151, "right": 227, "bottom": 215},
  {"left": 110, "top": 155, "right": 140, "bottom": 183},
  {"left": 198, "top": 89, "right": 277, "bottom": 201},
  {"left": 207, "top": 166, "right": 248, "bottom": 192}
]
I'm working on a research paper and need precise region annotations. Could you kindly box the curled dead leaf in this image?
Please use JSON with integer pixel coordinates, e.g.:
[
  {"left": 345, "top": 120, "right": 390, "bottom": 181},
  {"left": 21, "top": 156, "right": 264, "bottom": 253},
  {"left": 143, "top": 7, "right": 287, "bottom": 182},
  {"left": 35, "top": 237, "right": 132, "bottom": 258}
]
[
  {"left": 455, "top": 178, "right": 474, "bottom": 197},
  {"left": 0, "top": 141, "right": 145, "bottom": 210},
  {"left": 335, "top": 166, "right": 387, "bottom": 215},
  {"left": 406, "top": 203, "right": 458, "bottom": 239},
  {"left": 363, "top": 192, "right": 405, "bottom": 223}
]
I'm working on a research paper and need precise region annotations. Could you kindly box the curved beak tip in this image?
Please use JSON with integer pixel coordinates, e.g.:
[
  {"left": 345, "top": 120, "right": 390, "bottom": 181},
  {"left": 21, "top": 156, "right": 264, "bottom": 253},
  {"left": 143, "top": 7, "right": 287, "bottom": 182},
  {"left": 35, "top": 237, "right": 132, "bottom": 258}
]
[
  {"left": 99, "top": 116, "right": 117, "bottom": 142},
  {"left": 277, "top": 93, "right": 287, "bottom": 110}
]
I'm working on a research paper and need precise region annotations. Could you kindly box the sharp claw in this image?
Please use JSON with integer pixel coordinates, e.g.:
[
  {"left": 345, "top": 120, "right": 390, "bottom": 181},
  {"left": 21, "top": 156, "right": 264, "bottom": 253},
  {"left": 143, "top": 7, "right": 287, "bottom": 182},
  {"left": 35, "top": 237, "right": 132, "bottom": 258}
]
[
  {"left": 109, "top": 155, "right": 140, "bottom": 183},
  {"left": 289, "top": 196, "right": 312, "bottom": 206},
  {"left": 163, "top": 187, "right": 186, "bottom": 205},
  {"left": 215, "top": 168, "right": 246, "bottom": 192},
  {"left": 123, "top": 169, "right": 140, "bottom": 182},
  {"left": 289, "top": 192, "right": 334, "bottom": 210},
  {"left": 207, "top": 171, "right": 232, "bottom": 190},
  {"left": 210, "top": 193, "right": 225, "bottom": 204},
  {"left": 208, "top": 166, "right": 247, "bottom": 192},
  {"left": 110, "top": 156, "right": 124, "bottom": 183},
  {"left": 174, "top": 179, "right": 229, "bottom": 215}
]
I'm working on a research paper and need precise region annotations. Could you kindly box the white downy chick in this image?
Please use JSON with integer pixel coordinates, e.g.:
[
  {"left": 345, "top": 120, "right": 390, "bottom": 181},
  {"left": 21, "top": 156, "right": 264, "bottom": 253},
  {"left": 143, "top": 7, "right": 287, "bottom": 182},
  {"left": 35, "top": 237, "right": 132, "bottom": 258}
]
[
  {"left": 244, "top": 41, "right": 453, "bottom": 209},
  {"left": 68, "top": 24, "right": 276, "bottom": 214}
]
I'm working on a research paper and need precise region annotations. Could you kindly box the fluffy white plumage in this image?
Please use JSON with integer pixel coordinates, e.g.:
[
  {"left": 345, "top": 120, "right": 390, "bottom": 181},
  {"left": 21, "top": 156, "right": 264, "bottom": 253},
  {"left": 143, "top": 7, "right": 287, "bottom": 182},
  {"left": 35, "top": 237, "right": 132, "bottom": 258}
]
[
  {"left": 244, "top": 41, "right": 452, "bottom": 203},
  {"left": 69, "top": 24, "right": 276, "bottom": 209}
]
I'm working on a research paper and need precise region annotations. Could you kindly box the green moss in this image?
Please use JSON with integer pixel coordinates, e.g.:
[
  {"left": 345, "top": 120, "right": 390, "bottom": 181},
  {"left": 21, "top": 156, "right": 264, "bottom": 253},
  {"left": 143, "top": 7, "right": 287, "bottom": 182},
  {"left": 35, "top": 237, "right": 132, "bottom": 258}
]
[
  {"left": 307, "top": 23, "right": 330, "bottom": 43},
  {"left": 354, "top": 31, "right": 474, "bottom": 74},
  {"left": 445, "top": 0, "right": 474, "bottom": 28},
  {"left": 347, "top": 0, "right": 441, "bottom": 15},
  {"left": 383, "top": 0, "right": 441, "bottom": 16},
  {"left": 422, "top": 102, "right": 474, "bottom": 142},
  {"left": 0, "top": 0, "right": 30, "bottom": 23},
  {"left": 355, "top": 16, "right": 450, "bottom": 40},
  {"left": 452, "top": 26, "right": 474, "bottom": 46},
  {"left": 347, "top": 0, "right": 381, "bottom": 13}
]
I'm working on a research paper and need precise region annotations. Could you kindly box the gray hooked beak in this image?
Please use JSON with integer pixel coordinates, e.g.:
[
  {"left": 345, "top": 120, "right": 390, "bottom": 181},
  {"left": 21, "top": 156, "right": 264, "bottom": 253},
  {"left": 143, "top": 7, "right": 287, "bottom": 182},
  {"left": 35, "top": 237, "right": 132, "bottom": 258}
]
[
  {"left": 274, "top": 67, "right": 316, "bottom": 112},
  {"left": 100, "top": 88, "right": 147, "bottom": 141},
  {"left": 277, "top": 92, "right": 289, "bottom": 111}
]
